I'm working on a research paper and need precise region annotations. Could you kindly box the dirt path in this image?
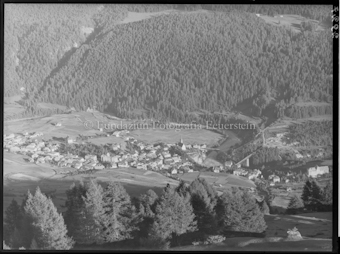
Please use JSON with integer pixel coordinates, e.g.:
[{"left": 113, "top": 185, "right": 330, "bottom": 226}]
[{"left": 4, "top": 115, "right": 46, "bottom": 123}]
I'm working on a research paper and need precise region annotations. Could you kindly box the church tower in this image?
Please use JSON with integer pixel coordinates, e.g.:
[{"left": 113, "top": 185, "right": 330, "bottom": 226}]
[{"left": 179, "top": 136, "right": 186, "bottom": 151}]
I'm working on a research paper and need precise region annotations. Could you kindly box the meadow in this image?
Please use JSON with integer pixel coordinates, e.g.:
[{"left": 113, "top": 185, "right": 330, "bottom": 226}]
[{"left": 258, "top": 14, "right": 324, "bottom": 33}]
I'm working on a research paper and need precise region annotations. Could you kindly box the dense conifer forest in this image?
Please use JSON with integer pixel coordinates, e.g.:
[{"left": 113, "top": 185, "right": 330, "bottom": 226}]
[{"left": 5, "top": 4, "right": 333, "bottom": 123}]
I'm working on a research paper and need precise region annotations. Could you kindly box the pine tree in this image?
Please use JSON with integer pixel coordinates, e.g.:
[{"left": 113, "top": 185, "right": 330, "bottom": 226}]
[
  {"left": 310, "top": 179, "right": 322, "bottom": 203},
  {"left": 100, "top": 181, "right": 138, "bottom": 243},
  {"left": 286, "top": 195, "right": 304, "bottom": 214},
  {"left": 150, "top": 185, "right": 196, "bottom": 241},
  {"left": 10, "top": 193, "right": 38, "bottom": 249},
  {"left": 82, "top": 178, "right": 106, "bottom": 245},
  {"left": 135, "top": 189, "right": 159, "bottom": 238},
  {"left": 3, "top": 199, "right": 23, "bottom": 247},
  {"left": 301, "top": 179, "right": 312, "bottom": 205},
  {"left": 216, "top": 190, "right": 267, "bottom": 233},
  {"left": 322, "top": 180, "right": 332, "bottom": 205},
  {"left": 188, "top": 178, "right": 218, "bottom": 233},
  {"left": 64, "top": 182, "right": 96, "bottom": 244},
  {"left": 23, "top": 187, "right": 74, "bottom": 250}
]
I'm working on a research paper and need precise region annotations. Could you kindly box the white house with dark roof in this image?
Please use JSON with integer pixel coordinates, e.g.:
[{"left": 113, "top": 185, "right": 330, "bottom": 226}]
[{"left": 308, "top": 166, "right": 329, "bottom": 178}]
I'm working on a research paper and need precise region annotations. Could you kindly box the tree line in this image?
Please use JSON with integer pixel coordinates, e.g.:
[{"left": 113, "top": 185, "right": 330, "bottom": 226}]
[
  {"left": 282, "top": 104, "right": 332, "bottom": 119},
  {"left": 284, "top": 120, "right": 332, "bottom": 147},
  {"left": 3, "top": 178, "right": 268, "bottom": 250},
  {"left": 286, "top": 179, "right": 332, "bottom": 214},
  {"left": 251, "top": 147, "right": 281, "bottom": 166}
]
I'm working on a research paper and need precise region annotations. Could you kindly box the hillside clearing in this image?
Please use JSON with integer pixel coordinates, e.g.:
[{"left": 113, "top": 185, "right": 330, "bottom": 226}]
[
  {"left": 258, "top": 14, "right": 325, "bottom": 33},
  {"left": 179, "top": 171, "right": 256, "bottom": 189},
  {"left": 117, "top": 9, "right": 209, "bottom": 24}
]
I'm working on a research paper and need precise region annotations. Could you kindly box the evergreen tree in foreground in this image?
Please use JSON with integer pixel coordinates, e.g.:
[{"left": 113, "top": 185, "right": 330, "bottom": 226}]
[
  {"left": 302, "top": 179, "right": 323, "bottom": 210},
  {"left": 216, "top": 190, "right": 267, "bottom": 233},
  {"left": 3, "top": 199, "right": 23, "bottom": 247},
  {"left": 23, "top": 187, "right": 74, "bottom": 250},
  {"left": 310, "top": 179, "right": 322, "bottom": 203},
  {"left": 100, "top": 181, "right": 138, "bottom": 243},
  {"left": 286, "top": 195, "right": 304, "bottom": 214},
  {"left": 301, "top": 179, "right": 312, "bottom": 206},
  {"left": 322, "top": 180, "right": 332, "bottom": 205},
  {"left": 135, "top": 189, "right": 159, "bottom": 238},
  {"left": 64, "top": 182, "right": 95, "bottom": 244},
  {"left": 82, "top": 178, "right": 106, "bottom": 244},
  {"left": 188, "top": 178, "right": 218, "bottom": 233},
  {"left": 149, "top": 184, "right": 197, "bottom": 241}
]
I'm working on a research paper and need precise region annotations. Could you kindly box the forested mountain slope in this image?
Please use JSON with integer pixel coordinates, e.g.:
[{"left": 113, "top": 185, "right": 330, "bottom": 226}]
[
  {"left": 5, "top": 4, "right": 102, "bottom": 96},
  {"left": 4, "top": 4, "right": 178, "bottom": 98},
  {"left": 5, "top": 5, "right": 333, "bottom": 123}
]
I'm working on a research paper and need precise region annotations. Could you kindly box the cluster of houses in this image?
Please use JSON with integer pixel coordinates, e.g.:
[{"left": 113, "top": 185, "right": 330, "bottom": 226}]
[
  {"left": 53, "top": 154, "right": 105, "bottom": 173},
  {"left": 4, "top": 132, "right": 208, "bottom": 177},
  {"left": 3, "top": 132, "right": 105, "bottom": 173},
  {"left": 6, "top": 130, "right": 330, "bottom": 182},
  {"left": 101, "top": 137, "right": 204, "bottom": 175},
  {"left": 4, "top": 132, "right": 45, "bottom": 154}
]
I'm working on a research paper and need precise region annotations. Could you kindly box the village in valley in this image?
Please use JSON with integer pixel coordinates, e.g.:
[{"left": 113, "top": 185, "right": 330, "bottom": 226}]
[{"left": 3, "top": 119, "right": 331, "bottom": 191}]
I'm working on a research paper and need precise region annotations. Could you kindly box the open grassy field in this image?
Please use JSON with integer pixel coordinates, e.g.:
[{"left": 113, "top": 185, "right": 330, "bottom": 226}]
[
  {"left": 265, "top": 213, "right": 332, "bottom": 239},
  {"left": 179, "top": 171, "right": 255, "bottom": 189},
  {"left": 320, "top": 159, "right": 332, "bottom": 166},
  {"left": 213, "top": 111, "right": 261, "bottom": 125},
  {"left": 36, "top": 102, "right": 68, "bottom": 111},
  {"left": 118, "top": 10, "right": 177, "bottom": 24},
  {"left": 4, "top": 104, "right": 25, "bottom": 119},
  {"left": 4, "top": 95, "right": 70, "bottom": 121},
  {"left": 294, "top": 101, "right": 331, "bottom": 107},
  {"left": 4, "top": 95, "right": 25, "bottom": 120},
  {"left": 174, "top": 237, "right": 332, "bottom": 251},
  {"left": 4, "top": 110, "right": 225, "bottom": 147},
  {"left": 217, "top": 132, "right": 241, "bottom": 152},
  {"left": 266, "top": 113, "right": 332, "bottom": 136},
  {"left": 117, "top": 9, "right": 209, "bottom": 25},
  {"left": 258, "top": 14, "right": 324, "bottom": 33},
  {"left": 130, "top": 128, "right": 223, "bottom": 146},
  {"left": 172, "top": 212, "right": 332, "bottom": 251},
  {"left": 269, "top": 114, "right": 332, "bottom": 131}
]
